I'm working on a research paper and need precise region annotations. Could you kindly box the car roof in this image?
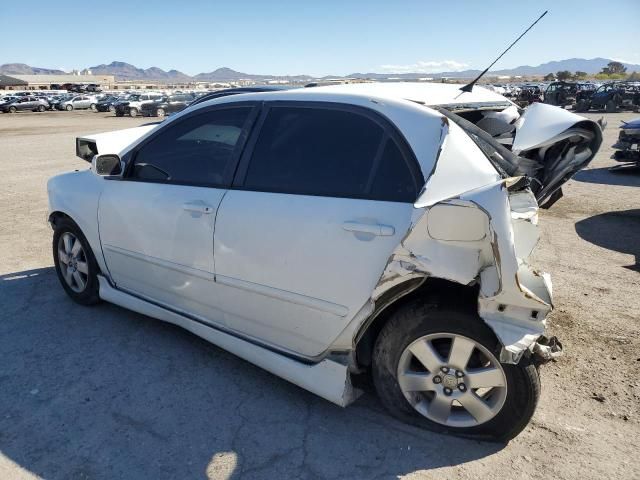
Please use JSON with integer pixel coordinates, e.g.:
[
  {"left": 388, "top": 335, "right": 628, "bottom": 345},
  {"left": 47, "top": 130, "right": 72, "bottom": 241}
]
[
  {"left": 189, "top": 86, "right": 291, "bottom": 107},
  {"left": 194, "top": 82, "right": 512, "bottom": 111}
]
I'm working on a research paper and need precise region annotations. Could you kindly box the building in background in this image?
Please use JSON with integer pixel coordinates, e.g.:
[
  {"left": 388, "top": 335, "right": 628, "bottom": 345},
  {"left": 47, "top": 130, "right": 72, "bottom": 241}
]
[{"left": 0, "top": 74, "right": 115, "bottom": 90}]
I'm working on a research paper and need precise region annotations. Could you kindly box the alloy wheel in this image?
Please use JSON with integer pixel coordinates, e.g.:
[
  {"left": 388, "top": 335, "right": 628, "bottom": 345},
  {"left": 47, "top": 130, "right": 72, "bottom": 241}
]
[
  {"left": 397, "top": 333, "right": 507, "bottom": 428},
  {"left": 57, "top": 232, "right": 89, "bottom": 293}
]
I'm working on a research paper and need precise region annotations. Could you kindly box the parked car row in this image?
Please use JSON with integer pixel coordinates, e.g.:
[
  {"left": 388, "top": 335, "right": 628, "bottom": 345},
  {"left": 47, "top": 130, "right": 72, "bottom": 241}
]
[
  {"left": 116, "top": 93, "right": 196, "bottom": 117},
  {"left": 0, "top": 90, "right": 202, "bottom": 115}
]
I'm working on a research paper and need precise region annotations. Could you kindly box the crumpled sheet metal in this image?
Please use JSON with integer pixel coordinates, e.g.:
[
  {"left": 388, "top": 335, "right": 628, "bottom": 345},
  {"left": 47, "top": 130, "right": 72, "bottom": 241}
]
[{"left": 371, "top": 179, "right": 553, "bottom": 364}]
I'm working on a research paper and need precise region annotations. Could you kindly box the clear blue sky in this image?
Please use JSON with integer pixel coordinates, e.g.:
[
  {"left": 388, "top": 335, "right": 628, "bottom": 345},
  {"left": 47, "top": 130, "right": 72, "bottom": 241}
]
[{"left": 1, "top": 0, "right": 638, "bottom": 76}]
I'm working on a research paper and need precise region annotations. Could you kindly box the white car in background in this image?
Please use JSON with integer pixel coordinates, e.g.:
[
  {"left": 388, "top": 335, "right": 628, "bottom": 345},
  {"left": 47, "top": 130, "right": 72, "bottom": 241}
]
[
  {"left": 47, "top": 83, "right": 601, "bottom": 441},
  {"left": 119, "top": 93, "right": 164, "bottom": 117}
]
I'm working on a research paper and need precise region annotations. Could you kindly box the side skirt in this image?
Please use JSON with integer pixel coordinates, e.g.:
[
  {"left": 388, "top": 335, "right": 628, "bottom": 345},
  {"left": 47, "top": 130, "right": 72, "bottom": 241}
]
[{"left": 97, "top": 276, "right": 361, "bottom": 407}]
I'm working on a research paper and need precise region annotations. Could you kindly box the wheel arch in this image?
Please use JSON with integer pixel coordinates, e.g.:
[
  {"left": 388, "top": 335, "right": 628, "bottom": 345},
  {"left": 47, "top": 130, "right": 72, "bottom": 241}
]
[{"left": 355, "top": 277, "right": 482, "bottom": 368}]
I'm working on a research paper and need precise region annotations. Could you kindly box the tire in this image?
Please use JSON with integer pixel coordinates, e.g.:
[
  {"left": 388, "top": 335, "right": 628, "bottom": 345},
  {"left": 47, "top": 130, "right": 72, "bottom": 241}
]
[
  {"left": 605, "top": 100, "right": 618, "bottom": 113},
  {"left": 129, "top": 107, "right": 138, "bottom": 117},
  {"left": 8, "top": 106, "right": 16, "bottom": 113},
  {"left": 575, "top": 100, "right": 589, "bottom": 112},
  {"left": 37, "top": 105, "right": 45, "bottom": 112},
  {"left": 52, "top": 217, "right": 101, "bottom": 305},
  {"left": 372, "top": 301, "right": 540, "bottom": 442},
  {"left": 65, "top": 104, "right": 73, "bottom": 111},
  {"left": 108, "top": 105, "right": 115, "bottom": 112},
  {"left": 156, "top": 108, "right": 165, "bottom": 118},
  {"left": 90, "top": 103, "right": 97, "bottom": 111}
]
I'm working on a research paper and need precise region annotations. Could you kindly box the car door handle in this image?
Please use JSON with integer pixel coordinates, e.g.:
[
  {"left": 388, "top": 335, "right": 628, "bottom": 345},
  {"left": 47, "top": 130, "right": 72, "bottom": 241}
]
[
  {"left": 182, "top": 202, "right": 214, "bottom": 214},
  {"left": 342, "top": 221, "right": 395, "bottom": 236}
]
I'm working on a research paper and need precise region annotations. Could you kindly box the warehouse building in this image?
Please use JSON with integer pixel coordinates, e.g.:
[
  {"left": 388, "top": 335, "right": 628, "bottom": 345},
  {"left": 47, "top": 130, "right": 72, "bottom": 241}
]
[{"left": 0, "top": 74, "right": 115, "bottom": 90}]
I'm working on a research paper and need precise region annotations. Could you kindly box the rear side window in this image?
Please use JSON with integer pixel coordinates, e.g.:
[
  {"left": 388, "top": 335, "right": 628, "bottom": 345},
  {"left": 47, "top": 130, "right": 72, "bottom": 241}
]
[
  {"left": 130, "top": 107, "right": 251, "bottom": 186},
  {"left": 243, "top": 106, "right": 418, "bottom": 202}
]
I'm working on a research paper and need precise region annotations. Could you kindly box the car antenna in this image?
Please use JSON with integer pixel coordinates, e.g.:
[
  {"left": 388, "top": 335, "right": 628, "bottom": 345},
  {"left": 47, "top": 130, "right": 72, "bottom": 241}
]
[{"left": 459, "top": 10, "right": 548, "bottom": 93}]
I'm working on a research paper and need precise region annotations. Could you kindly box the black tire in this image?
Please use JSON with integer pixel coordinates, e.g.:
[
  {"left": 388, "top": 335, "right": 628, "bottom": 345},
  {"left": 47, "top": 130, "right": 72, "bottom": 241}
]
[
  {"left": 129, "top": 107, "right": 138, "bottom": 117},
  {"left": 575, "top": 100, "right": 589, "bottom": 112},
  {"left": 372, "top": 300, "right": 540, "bottom": 442},
  {"left": 52, "top": 217, "right": 101, "bottom": 305},
  {"left": 605, "top": 99, "right": 618, "bottom": 113},
  {"left": 65, "top": 104, "right": 73, "bottom": 111},
  {"left": 37, "top": 105, "right": 46, "bottom": 112},
  {"left": 8, "top": 106, "right": 16, "bottom": 113},
  {"left": 156, "top": 108, "right": 165, "bottom": 118},
  {"left": 90, "top": 103, "right": 97, "bottom": 111}
]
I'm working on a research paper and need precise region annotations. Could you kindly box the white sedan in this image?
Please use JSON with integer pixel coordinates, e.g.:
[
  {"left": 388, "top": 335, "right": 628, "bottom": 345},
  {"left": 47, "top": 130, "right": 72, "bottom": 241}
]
[{"left": 48, "top": 83, "right": 601, "bottom": 441}]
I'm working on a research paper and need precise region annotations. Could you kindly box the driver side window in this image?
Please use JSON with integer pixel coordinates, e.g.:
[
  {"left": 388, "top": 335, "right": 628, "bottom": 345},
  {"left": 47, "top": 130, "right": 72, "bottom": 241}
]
[{"left": 130, "top": 107, "right": 252, "bottom": 186}]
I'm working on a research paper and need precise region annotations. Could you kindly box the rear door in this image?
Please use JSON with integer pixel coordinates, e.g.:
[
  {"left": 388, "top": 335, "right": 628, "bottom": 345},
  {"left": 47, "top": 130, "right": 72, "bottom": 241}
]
[
  {"left": 99, "top": 103, "right": 258, "bottom": 324},
  {"left": 213, "top": 102, "right": 423, "bottom": 357}
]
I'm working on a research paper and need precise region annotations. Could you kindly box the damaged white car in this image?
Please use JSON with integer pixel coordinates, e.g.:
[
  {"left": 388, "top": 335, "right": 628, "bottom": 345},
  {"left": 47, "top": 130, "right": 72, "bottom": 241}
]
[{"left": 48, "top": 83, "right": 602, "bottom": 441}]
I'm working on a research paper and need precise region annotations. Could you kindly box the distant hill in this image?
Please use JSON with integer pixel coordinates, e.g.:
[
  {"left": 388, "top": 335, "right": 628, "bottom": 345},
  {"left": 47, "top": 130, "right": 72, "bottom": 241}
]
[
  {"left": 193, "top": 67, "right": 313, "bottom": 82},
  {"left": 349, "top": 58, "right": 640, "bottom": 80},
  {"left": 0, "top": 63, "right": 66, "bottom": 75},
  {"left": 3, "top": 58, "right": 639, "bottom": 82},
  {"left": 88, "top": 61, "right": 192, "bottom": 82}
]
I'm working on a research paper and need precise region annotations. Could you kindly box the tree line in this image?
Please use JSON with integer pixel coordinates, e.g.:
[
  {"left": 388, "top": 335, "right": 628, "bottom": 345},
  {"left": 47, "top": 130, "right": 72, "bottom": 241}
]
[{"left": 543, "top": 61, "right": 639, "bottom": 82}]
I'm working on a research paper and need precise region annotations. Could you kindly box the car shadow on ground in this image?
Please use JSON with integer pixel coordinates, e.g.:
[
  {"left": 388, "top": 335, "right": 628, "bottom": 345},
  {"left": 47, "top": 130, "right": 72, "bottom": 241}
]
[
  {"left": 575, "top": 209, "right": 640, "bottom": 272},
  {"left": 0, "top": 268, "right": 503, "bottom": 480},
  {"left": 572, "top": 166, "right": 640, "bottom": 187}
]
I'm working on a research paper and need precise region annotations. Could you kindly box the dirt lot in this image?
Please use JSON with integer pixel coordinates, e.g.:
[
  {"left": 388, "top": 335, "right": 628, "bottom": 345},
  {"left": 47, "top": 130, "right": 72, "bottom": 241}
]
[{"left": 0, "top": 109, "right": 638, "bottom": 480}]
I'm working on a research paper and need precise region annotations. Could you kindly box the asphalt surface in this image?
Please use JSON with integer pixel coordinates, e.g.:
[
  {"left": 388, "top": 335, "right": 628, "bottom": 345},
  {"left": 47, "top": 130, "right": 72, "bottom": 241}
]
[{"left": 0, "top": 109, "right": 638, "bottom": 479}]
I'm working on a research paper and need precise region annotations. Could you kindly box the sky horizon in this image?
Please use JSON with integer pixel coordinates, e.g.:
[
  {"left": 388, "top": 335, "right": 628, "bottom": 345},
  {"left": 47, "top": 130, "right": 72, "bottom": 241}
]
[{"left": 1, "top": 0, "right": 638, "bottom": 77}]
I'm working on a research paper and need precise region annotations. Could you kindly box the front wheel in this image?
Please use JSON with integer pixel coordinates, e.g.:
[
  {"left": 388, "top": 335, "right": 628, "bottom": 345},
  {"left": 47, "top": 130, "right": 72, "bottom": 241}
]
[
  {"left": 575, "top": 100, "right": 589, "bottom": 112},
  {"left": 8, "top": 106, "right": 17, "bottom": 113},
  {"left": 37, "top": 105, "right": 46, "bottom": 112},
  {"left": 52, "top": 217, "right": 101, "bottom": 305},
  {"left": 90, "top": 103, "right": 97, "bottom": 111},
  {"left": 372, "top": 302, "right": 540, "bottom": 442},
  {"left": 65, "top": 104, "right": 73, "bottom": 111},
  {"left": 156, "top": 108, "right": 166, "bottom": 117},
  {"left": 605, "top": 99, "right": 618, "bottom": 113},
  {"left": 129, "top": 107, "right": 138, "bottom": 117}
]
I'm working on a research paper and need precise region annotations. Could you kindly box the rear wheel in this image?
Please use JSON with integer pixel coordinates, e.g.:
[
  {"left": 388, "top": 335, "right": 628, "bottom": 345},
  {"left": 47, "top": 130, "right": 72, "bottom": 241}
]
[
  {"left": 605, "top": 99, "right": 618, "bottom": 113},
  {"left": 8, "top": 106, "right": 16, "bottom": 113},
  {"left": 37, "top": 105, "right": 46, "bottom": 112},
  {"left": 65, "top": 104, "right": 73, "bottom": 111},
  {"left": 156, "top": 108, "right": 166, "bottom": 118},
  {"left": 129, "top": 107, "right": 138, "bottom": 117},
  {"left": 52, "top": 217, "right": 101, "bottom": 305},
  {"left": 372, "top": 301, "right": 540, "bottom": 441},
  {"left": 90, "top": 103, "right": 97, "bottom": 111}
]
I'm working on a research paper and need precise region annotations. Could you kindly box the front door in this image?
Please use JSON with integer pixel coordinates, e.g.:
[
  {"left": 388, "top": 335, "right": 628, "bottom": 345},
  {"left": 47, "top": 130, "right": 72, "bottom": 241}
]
[
  {"left": 213, "top": 103, "right": 422, "bottom": 357},
  {"left": 99, "top": 104, "right": 257, "bottom": 324}
]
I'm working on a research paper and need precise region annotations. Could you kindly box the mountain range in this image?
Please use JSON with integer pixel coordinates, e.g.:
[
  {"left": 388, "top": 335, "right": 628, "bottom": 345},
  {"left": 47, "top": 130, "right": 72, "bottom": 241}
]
[{"left": 1, "top": 58, "right": 638, "bottom": 82}]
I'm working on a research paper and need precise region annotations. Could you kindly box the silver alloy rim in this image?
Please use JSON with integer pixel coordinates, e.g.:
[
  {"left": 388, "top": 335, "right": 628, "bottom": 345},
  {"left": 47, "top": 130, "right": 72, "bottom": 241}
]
[
  {"left": 157, "top": 108, "right": 165, "bottom": 117},
  {"left": 57, "top": 232, "right": 89, "bottom": 293},
  {"left": 397, "top": 333, "right": 507, "bottom": 428}
]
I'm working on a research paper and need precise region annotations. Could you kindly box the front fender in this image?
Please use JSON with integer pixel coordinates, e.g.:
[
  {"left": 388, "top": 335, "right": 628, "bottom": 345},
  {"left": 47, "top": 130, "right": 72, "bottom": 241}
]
[{"left": 47, "top": 170, "right": 108, "bottom": 276}]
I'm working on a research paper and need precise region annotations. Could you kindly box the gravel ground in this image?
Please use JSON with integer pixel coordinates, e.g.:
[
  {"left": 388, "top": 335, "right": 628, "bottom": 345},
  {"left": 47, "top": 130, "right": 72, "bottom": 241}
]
[{"left": 0, "top": 109, "right": 638, "bottom": 480}]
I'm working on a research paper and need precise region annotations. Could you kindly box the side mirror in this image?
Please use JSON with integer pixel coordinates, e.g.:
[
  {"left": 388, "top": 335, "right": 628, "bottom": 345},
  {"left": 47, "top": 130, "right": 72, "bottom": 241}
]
[{"left": 93, "top": 154, "right": 123, "bottom": 177}]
